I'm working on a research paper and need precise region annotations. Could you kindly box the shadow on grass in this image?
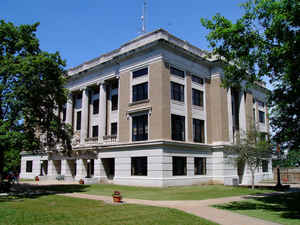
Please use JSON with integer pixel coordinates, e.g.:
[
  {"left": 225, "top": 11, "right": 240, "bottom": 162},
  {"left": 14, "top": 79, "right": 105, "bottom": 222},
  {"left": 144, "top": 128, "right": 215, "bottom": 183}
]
[
  {"left": 216, "top": 192, "right": 300, "bottom": 220},
  {"left": 0, "top": 183, "right": 90, "bottom": 203}
]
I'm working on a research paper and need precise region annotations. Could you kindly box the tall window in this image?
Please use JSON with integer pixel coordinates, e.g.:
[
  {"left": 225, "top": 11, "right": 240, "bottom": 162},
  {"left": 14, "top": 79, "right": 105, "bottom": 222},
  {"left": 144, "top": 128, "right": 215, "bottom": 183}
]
[
  {"left": 93, "top": 99, "right": 99, "bottom": 114},
  {"left": 111, "top": 95, "right": 118, "bottom": 111},
  {"left": 132, "top": 82, "right": 148, "bottom": 102},
  {"left": 92, "top": 125, "right": 98, "bottom": 137},
  {"left": 192, "top": 89, "right": 203, "bottom": 107},
  {"left": 75, "top": 94, "right": 82, "bottom": 109},
  {"left": 262, "top": 160, "right": 268, "bottom": 172},
  {"left": 26, "top": 160, "right": 33, "bottom": 173},
  {"left": 171, "top": 82, "right": 184, "bottom": 102},
  {"left": 131, "top": 157, "right": 147, "bottom": 176},
  {"left": 194, "top": 157, "right": 206, "bottom": 175},
  {"left": 132, "top": 114, "right": 148, "bottom": 141},
  {"left": 171, "top": 114, "right": 185, "bottom": 141},
  {"left": 172, "top": 157, "right": 186, "bottom": 176},
  {"left": 170, "top": 66, "right": 185, "bottom": 78},
  {"left": 133, "top": 68, "right": 148, "bottom": 78},
  {"left": 76, "top": 111, "right": 81, "bottom": 130},
  {"left": 193, "top": 119, "right": 205, "bottom": 143},
  {"left": 259, "top": 111, "right": 265, "bottom": 123},
  {"left": 111, "top": 123, "right": 117, "bottom": 136},
  {"left": 192, "top": 75, "right": 204, "bottom": 85}
]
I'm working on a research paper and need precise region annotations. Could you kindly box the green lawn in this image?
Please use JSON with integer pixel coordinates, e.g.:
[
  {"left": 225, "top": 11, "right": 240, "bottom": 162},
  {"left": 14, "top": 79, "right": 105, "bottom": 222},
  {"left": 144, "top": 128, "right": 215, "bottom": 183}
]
[
  {"left": 0, "top": 195, "right": 217, "bottom": 225},
  {"left": 38, "top": 184, "right": 273, "bottom": 200},
  {"left": 215, "top": 192, "right": 300, "bottom": 225}
]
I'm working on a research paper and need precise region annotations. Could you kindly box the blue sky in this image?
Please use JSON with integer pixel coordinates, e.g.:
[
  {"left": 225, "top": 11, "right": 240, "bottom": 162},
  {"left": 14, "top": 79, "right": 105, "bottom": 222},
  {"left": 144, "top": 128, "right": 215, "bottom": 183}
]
[{"left": 1, "top": 0, "right": 246, "bottom": 69}]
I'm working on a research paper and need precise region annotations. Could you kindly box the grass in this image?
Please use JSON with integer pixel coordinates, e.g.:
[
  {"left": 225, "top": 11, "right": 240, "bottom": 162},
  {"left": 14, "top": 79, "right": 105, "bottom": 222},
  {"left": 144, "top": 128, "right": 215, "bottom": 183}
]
[
  {"left": 215, "top": 192, "right": 300, "bottom": 225},
  {"left": 0, "top": 195, "right": 217, "bottom": 225},
  {"left": 38, "top": 183, "right": 273, "bottom": 201}
]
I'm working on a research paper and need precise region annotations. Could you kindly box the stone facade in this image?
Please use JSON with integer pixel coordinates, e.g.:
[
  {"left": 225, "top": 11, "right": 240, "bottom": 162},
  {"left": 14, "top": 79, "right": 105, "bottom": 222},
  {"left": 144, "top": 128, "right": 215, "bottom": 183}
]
[{"left": 19, "top": 29, "right": 273, "bottom": 186}]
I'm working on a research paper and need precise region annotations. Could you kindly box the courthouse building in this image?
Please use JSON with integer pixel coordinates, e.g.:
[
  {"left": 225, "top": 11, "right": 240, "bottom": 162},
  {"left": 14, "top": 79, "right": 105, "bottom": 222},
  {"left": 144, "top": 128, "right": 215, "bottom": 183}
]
[{"left": 20, "top": 29, "right": 273, "bottom": 186}]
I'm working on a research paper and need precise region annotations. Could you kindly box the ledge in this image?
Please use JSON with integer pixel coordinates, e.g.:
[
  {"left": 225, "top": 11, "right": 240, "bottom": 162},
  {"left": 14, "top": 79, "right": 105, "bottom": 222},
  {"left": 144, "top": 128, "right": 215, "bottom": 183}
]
[{"left": 128, "top": 99, "right": 150, "bottom": 107}]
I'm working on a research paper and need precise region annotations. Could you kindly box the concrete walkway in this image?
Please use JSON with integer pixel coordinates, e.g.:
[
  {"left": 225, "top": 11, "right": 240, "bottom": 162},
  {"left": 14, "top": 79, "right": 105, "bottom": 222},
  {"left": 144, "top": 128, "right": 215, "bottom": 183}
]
[{"left": 60, "top": 193, "right": 281, "bottom": 225}]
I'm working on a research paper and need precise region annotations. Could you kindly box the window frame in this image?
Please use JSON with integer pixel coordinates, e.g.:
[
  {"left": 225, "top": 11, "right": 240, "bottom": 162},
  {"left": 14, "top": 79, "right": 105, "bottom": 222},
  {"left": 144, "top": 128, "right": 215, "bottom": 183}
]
[
  {"left": 170, "top": 66, "right": 185, "bottom": 78},
  {"left": 171, "top": 114, "right": 185, "bottom": 141},
  {"left": 194, "top": 157, "right": 207, "bottom": 175},
  {"left": 111, "top": 122, "right": 117, "bottom": 136},
  {"left": 131, "top": 157, "right": 148, "bottom": 176},
  {"left": 262, "top": 160, "right": 269, "bottom": 172},
  {"left": 92, "top": 125, "right": 98, "bottom": 138},
  {"left": 259, "top": 110, "right": 265, "bottom": 123},
  {"left": 193, "top": 119, "right": 205, "bottom": 143},
  {"left": 76, "top": 111, "right": 81, "bottom": 131},
  {"left": 171, "top": 81, "right": 185, "bottom": 102},
  {"left": 132, "top": 82, "right": 148, "bottom": 102},
  {"left": 111, "top": 95, "right": 118, "bottom": 111},
  {"left": 172, "top": 156, "right": 187, "bottom": 176},
  {"left": 132, "top": 67, "right": 148, "bottom": 79},
  {"left": 191, "top": 75, "right": 204, "bottom": 85},
  {"left": 92, "top": 99, "right": 99, "bottom": 115},
  {"left": 26, "top": 160, "right": 33, "bottom": 173},
  {"left": 132, "top": 114, "right": 148, "bottom": 141},
  {"left": 192, "top": 89, "right": 203, "bottom": 107}
]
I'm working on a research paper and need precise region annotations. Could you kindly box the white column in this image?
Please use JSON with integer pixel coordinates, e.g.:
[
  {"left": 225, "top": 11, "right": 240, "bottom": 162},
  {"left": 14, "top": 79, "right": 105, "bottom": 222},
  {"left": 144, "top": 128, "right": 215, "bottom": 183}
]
[
  {"left": 99, "top": 82, "right": 107, "bottom": 143},
  {"left": 93, "top": 159, "right": 102, "bottom": 178},
  {"left": 61, "top": 160, "right": 72, "bottom": 177},
  {"left": 80, "top": 88, "right": 89, "bottom": 144},
  {"left": 75, "top": 159, "right": 88, "bottom": 179},
  {"left": 47, "top": 160, "right": 58, "bottom": 178},
  {"left": 239, "top": 91, "right": 247, "bottom": 138},
  {"left": 66, "top": 93, "right": 73, "bottom": 125},
  {"left": 227, "top": 88, "right": 233, "bottom": 143}
]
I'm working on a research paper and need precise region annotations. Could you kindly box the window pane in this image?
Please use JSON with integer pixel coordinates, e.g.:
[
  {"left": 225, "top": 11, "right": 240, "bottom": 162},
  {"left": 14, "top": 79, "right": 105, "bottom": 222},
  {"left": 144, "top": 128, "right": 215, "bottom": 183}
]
[
  {"left": 132, "top": 114, "right": 148, "bottom": 141},
  {"left": 75, "top": 94, "right": 82, "bottom": 109},
  {"left": 26, "top": 161, "right": 33, "bottom": 173},
  {"left": 76, "top": 111, "right": 81, "bottom": 130},
  {"left": 111, "top": 95, "right": 118, "bottom": 111},
  {"left": 171, "top": 114, "right": 185, "bottom": 141},
  {"left": 170, "top": 66, "right": 185, "bottom": 78},
  {"left": 111, "top": 123, "right": 117, "bottom": 135},
  {"left": 192, "top": 89, "right": 203, "bottom": 107},
  {"left": 92, "top": 125, "right": 98, "bottom": 137},
  {"left": 133, "top": 68, "right": 148, "bottom": 78},
  {"left": 93, "top": 99, "right": 99, "bottom": 114},
  {"left": 171, "top": 82, "right": 184, "bottom": 102},
  {"left": 192, "top": 75, "right": 203, "bottom": 85},
  {"left": 132, "top": 82, "right": 148, "bottom": 102},
  {"left": 172, "top": 157, "right": 187, "bottom": 176},
  {"left": 193, "top": 119, "right": 205, "bottom": 143},
  {"left": 131, "top": 157, "right": 147, "bottom": 176},
  {"left": 194, "top": 157, "right": 206, "bottom": 175},
  {"left": 262, "top": 160, "right": 268, "bottom": 172},
  {"left": 259, "top": 111, "right": 265, "bottom": 123}
]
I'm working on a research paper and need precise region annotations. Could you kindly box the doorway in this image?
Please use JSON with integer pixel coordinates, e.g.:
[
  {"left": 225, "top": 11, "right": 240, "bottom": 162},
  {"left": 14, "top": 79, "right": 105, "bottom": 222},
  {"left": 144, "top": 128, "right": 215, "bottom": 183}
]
[{"left": 101, "top": 158, "right": 115, "bottom": 179}]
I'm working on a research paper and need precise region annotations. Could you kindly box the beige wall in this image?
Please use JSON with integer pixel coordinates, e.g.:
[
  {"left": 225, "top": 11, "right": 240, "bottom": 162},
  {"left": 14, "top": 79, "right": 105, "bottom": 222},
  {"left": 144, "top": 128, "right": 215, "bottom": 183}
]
[
  {"left": 205, "top": 76, "right": 229, "bottom": 144},
  {"left": 245, "top": 92, "right": 254, "bottom": 132}
]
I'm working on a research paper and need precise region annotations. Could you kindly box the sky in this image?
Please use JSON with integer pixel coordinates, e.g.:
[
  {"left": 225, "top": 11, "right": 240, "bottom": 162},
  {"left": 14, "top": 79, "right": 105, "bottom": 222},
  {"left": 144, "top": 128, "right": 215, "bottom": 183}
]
[{"left": 1, "top": 0, "right": 246, "bottom": 69}]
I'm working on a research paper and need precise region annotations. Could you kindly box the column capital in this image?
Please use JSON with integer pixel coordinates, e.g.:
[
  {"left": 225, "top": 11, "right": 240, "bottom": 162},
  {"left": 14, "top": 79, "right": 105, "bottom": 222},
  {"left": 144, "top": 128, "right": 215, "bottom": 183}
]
[
  {"left": 80, "top": 86, "right": 87, "bottom": 91},
  {"left": 97, "top": 80, "right": 106, "bottom": 86}
]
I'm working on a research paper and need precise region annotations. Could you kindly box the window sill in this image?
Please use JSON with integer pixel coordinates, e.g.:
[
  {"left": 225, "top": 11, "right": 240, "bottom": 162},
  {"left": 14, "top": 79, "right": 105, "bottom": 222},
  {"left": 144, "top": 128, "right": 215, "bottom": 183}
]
[
  {"left": 192, "top": 105, "right": 204, "bottom": 111},
  {"left": 129, "top": 99, "right": 150, "bottom": 107},
  {"left": 171, "top": 100, "right": 185, "bottom": 106}
]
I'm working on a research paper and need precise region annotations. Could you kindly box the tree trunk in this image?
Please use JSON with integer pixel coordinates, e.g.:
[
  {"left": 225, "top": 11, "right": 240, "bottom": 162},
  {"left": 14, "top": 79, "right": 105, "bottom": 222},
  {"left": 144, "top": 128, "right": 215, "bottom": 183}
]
[
  {"left": 0, "top": 150, "right": 4, "bottom": 183},
  {"left": 251, "top": 169, "right": 255, "bottom": 189}
]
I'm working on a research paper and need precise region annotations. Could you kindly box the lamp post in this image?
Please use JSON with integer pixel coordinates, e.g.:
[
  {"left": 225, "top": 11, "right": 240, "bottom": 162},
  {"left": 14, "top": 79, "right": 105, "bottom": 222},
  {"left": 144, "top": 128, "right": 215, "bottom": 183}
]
[
  {"left": 87, "top": 159, "right": 91, "bottom": 178},
  {"left": 275, "top": 144, "right": 283, "bottom": 189}
]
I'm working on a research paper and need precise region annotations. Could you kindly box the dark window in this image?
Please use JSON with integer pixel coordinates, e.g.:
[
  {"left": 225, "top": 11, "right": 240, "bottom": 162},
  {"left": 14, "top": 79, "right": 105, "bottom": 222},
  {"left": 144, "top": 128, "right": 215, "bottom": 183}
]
[
  {"left": 111, "top": 80, "right": 118, "bottom": 89},
  {"left": 133, "top": 68, "right": 148, "bottom": 78},
  {"left": 132, "top": 114, "right": 148, "bottom": 141},
  {"left": 131, "top": 157, "right": 147, "bottom": 176},
  {"left": 93, "top": 99, "right": 99, "bottom": 114},
  {"left": 253, "top": 108, "right": 256, "bottom": 124},
  {"left": 193, "top": 119, "right": 205, "bottom": 143},
  {"left": 170, "top": 66, "right": 185, "bottom": 78},
  {"left": 26, "top": 161, "right": 33, "bottom": 173},
  {"left": 192, "top": 75, "right": 204, "bottom": 85},
  {"left": 62, "top": 105, "right": 66, "bottom": 122},
  {"left": 171, "top": 114, "right": 185, "bottom": 141},
  {"left": 194, "top": 157, "right": 206, "bottom": 175},
  {"left": 259, "top": 111, "right": 265, "bottom": 123},
  {"left": 172, "top": 157, "right": 186, "bottom": 176},
  {"left": 92, "top": 125, "right": 98, "bottom": 137},
  {"left": 90, "top": 159, "right": 94, "bottom": 175},
  {"left": 111, "top": 95, "right": 118, "bottom": 111},
  {"left": 262, "top": 160, "right": 268, "bottom": 172},
  {"left": 75, "top": 94, "right": 82, "bottom": 109},
  {"left": 192, "top": 89, "right": 203, "bottom": 107},
  {"left": 111, "top": 123, "right": 117, "bottom": 136},
  {"left": 76, "top": 111, "right": 81, "bottom": 130},
  {"left": 171, "top": 82, "right": 184, "bottom": 102},
  {"left": 132, "top": 82, "right": 148, "bottom": 102}
]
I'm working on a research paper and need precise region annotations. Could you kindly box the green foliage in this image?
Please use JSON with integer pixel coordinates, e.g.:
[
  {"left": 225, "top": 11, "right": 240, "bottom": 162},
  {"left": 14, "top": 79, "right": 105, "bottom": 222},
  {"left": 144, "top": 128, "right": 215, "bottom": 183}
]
[
  {"left": 0, "top": 20, "right": 72, "bottom": 180},
  {"left": 201, "top": 0, "right": 300, "bottom": 151}
]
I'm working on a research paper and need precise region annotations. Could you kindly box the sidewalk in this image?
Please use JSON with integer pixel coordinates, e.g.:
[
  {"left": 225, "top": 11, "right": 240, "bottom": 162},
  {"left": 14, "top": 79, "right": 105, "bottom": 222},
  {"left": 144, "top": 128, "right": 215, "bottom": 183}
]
[{"left": 60, "top": 193, "right": 281, "bottom": 225}]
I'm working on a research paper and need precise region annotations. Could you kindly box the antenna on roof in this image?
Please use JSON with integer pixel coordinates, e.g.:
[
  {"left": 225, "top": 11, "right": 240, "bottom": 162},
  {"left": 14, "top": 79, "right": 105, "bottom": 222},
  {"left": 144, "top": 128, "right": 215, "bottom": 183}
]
[{"left": 141, "top": 0, "right": 147, "bottom": 34}]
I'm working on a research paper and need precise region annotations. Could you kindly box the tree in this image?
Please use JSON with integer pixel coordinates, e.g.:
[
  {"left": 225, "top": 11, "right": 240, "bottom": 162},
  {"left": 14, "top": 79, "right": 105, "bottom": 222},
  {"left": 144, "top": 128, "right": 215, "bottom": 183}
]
[
  {"left": 201, "top": 0, "right": 300, "bottom": 152},
  {"left": 0, "top": 20, "right": 72, "bottom": 182},
  {"left": 228, "top": 128, "right": 272, "bottom": 189}
]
